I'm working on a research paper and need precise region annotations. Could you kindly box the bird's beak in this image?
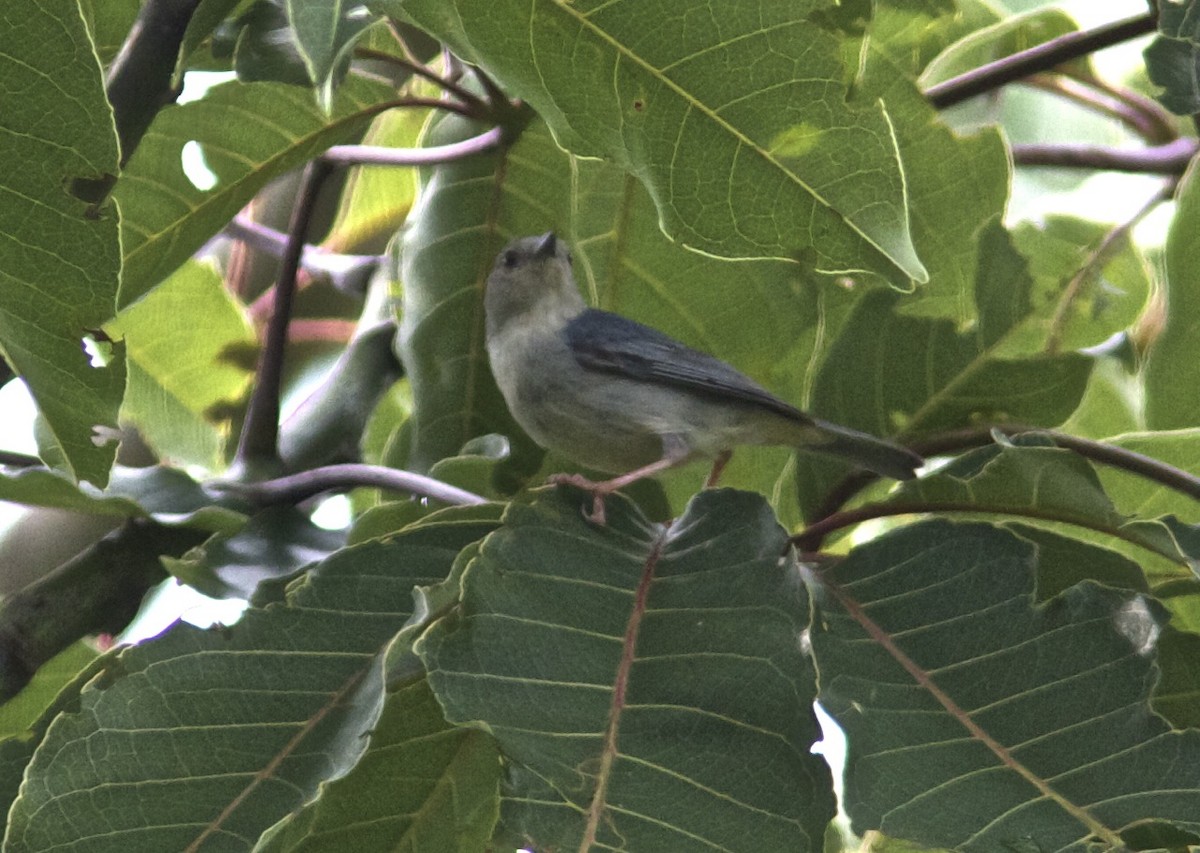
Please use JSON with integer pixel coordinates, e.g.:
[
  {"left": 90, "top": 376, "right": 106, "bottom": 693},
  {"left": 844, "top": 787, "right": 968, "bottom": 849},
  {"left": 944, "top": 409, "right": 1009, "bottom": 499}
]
[{"left": 534, "top": 231, "right": 558, "bottom": 258}]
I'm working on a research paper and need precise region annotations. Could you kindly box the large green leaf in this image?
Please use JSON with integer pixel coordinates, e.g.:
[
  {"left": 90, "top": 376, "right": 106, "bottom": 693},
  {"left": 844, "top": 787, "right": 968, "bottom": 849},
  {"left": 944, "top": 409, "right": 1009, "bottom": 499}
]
[
  {"left": 419, "top": 489, "right": 835, "bottom": 851},
  {"left": 114, "top": 75, "right": 397, "bottom": 307},
  {"left": 386, "top": 0, "right": 927, "bottom": 286},
  {"left": 107, "top": 260, "right": 255, "bottom": 469},
  {"left": 254, "top": 566, "right": 501, "bottom": 852},
  {"left": 811, "top": 520, "right": 1200, "bottom": 849},
  {"left": 4, "top": 518, "right": 495, "bottom": 852},
  {"left": 1145, "top": 159, "right": 1200, "bottom": 430},
  {"left": 0, "top": 0, "right": 125, "bottom": 487}
]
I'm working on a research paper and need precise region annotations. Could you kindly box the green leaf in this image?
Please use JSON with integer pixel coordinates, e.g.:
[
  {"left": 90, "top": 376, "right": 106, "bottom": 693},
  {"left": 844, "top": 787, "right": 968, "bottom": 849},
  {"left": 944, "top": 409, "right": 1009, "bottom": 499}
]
[
  {"left": 920, "top": 8, "right": 1082, "bottom": 89},
  {"left": 858, "top": 25, "right": 1010, "bottom": 323},
  {"left": 0, "top": 0, "right": 125, "bottom": 486},
  {"left": 812, "top": 519, "right": 1200, "bottom": 848},
  {"left": 254, "top": 640, "right": 499, "bottom": 851},
  {"left": 285, "top": 0, "right": 378, "bottom": 109},
  {"left": 78, "top": 0, "right": 142, "bottom": 66},
  {"left": 164, "top": 506, "right": 345, "bottom": 599},
  {"left": 1011, "top": 216, "right": 1151, "bottom": 354},
  {"left": 1145, "top": 2, "right": 1200, "bottom": 115},
  {"left": 1145, "top": 158, "right": 1200, "bottom": 429},
  {"left": 107, "top": 260, "right": 255, "bottom": 469},
  {"left": 811, "top": 222, "right": 1092, "bottom": 438},
  {"left": 419, "top": 489, "right": 835, "bottom": 851},
  {"left": 879, "top": 441, "right": 1198, "bottom": 577},
  {"left": 1097, "top": 428, "right": 1200, "bottom": 524},
  {"left": 114, "top": 75, "right": 397, "bottom": 307},
  {"left": 0, "top": 465, "right": 246, "bottom": 532},
  {"left": 5, "top": 520, "right": 494, "bottom": 852},
  {"left": 388, "top": 0, "right": 927, "bottom": 286}
]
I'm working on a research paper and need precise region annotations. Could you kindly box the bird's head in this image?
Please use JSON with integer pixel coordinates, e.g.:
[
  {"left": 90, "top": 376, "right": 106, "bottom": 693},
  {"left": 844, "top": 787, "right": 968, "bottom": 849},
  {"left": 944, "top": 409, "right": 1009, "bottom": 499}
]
[{"left": 485, "top": 232, "right": 586, "bottom": 338}]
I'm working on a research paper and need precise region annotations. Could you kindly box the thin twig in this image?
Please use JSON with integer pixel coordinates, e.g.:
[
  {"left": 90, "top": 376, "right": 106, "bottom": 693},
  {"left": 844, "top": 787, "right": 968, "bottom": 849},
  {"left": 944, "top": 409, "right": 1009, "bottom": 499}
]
[
  {"left": 925, "top": 12, "right": 1158, "bottom": 109},
  {"left": 212, "top": 463, "right": 488, "bottom": 507},
  {"left": 322, "top": 126, "right": 506, "bottom": 166},
  {"left": 355, "top": 47, "right": 493, "bottom": 116},
  {"left": 1059, "top": 69, "right": 1180, "bottom": 145},
  {"left": 235, "top": 159, "right": 334, "bottom": 471},
  {"left": 0, "top": 450, "right": 43, "bottom": 468},
  {"left": 1012, "top": 137, "right": 1198, "bottom": 173},
  {"left": 1044, "top": 185, "right": 1173, "bottom": 354},
  {"left": 1021, "top": 74, "right": 1172, "bottom": 145}
]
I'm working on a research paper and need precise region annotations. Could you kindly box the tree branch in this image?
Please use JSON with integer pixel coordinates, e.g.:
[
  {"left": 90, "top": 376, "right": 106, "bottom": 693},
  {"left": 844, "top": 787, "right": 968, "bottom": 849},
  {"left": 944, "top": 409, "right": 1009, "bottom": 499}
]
[
  {"left": 1012, "top": 138, "right": 1198, "bottom": 173},
  {"left": 925, "top": 12, "right": 1158, "bottom": 110},
  {"left": 0, "top": 521, "right": 205, "bottom": 702},
  {"left": 106, "top": 0, "right": 202, "bottom": 166},
  {"left": 213, "top": 463, "right": 488, "bottom": 507},
  {"left": 322, "top": 126, "right": 506, "bottom": 166},
  {"left": 234, "top": 159, "right": 334, "bottom": 473}
]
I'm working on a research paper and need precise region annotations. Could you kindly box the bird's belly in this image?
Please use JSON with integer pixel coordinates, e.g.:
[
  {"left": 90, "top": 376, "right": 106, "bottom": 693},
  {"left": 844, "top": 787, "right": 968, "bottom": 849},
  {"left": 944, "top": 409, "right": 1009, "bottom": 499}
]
[{"left": 514, "top": 374, "right": 667, "bottom": 473}]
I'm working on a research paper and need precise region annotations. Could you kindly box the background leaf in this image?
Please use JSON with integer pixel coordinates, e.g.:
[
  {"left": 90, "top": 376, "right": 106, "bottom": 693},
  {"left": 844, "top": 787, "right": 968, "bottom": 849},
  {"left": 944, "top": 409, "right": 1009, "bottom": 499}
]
[{"left": 387, "top": 0, "right": 927, "bottom": 285}]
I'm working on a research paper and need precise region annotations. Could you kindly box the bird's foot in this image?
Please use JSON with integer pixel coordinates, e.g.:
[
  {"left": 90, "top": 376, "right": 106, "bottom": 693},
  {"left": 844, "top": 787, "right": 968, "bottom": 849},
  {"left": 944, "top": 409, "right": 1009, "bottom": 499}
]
[{"left": 547, "top": 473, "right": 610, "bottom": 524}]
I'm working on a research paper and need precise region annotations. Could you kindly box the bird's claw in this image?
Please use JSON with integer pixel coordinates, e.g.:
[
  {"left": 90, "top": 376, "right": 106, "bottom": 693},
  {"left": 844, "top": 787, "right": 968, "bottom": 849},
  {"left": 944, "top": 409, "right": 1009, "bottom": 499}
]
[{"left": 547, "top": 473, "right": 609, "bottom": 525}]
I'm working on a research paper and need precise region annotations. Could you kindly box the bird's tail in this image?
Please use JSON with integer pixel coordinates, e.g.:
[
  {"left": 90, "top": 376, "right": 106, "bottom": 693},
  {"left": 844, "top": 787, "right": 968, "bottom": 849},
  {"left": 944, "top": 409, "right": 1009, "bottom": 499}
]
[{"left": 803, "top": 417, "right": 923, "bottom": 481}]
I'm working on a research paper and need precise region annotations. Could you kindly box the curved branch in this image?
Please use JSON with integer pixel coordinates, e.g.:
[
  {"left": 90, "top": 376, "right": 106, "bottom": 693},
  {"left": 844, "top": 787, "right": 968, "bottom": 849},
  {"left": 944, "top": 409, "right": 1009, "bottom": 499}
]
[
  {"left": 322, "top": 126, "right": 506, "bottom": 166},
  {"left": 1012, "top": 138, "right": 1198, "bottom": 174},
  {"left": 213, "top": 463, "right": 488, "bottom": 507},
  {"left": 925, "top": 12, "right": 1158, "bottom": 110}
]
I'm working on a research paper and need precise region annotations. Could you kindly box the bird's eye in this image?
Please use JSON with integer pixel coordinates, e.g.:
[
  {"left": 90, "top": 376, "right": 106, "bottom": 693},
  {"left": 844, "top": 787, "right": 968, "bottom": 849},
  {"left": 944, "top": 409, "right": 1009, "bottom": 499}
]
[{"left": 503, "top": 250, "right": 519, "bottom": 269}]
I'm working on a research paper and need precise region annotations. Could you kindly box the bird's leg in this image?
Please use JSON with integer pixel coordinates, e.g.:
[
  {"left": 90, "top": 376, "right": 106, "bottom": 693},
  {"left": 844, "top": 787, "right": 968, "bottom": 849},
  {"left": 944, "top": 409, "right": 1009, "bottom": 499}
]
[
  {"left": 705, "top": 450, "right": 732, "bottom": 488},
  {"left": 549, "top": 437, "right": 692, "bottom": 524}
]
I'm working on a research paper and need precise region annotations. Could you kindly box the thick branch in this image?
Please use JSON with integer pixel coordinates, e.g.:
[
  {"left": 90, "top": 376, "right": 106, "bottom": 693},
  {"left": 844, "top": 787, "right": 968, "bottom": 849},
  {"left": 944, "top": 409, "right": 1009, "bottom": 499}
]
[
  {"left": 925, "top": 12, "right": 1158, "bottom": 109},
  {"left": 0, "top": 521, "right": 205, "bottom": 701},
  {"left": 1012, "top": 138, "right": 1198, "bottom": 174},
  {"left": 106, "top": 0, "right": 202, "bottom": 166}
]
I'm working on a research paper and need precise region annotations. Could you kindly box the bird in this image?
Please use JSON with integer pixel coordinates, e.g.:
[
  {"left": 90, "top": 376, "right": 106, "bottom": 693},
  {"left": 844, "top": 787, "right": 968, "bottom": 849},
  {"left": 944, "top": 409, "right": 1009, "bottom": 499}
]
[{"left": 484, "top": 232, "right": 922, "bottom": 523}]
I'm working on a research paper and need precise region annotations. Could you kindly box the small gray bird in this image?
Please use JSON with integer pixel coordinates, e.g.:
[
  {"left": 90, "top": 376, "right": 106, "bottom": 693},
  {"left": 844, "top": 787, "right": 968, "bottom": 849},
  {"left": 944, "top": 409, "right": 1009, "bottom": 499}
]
[{"left": 485, "top": 232, "right": 922, "bottom": 522}]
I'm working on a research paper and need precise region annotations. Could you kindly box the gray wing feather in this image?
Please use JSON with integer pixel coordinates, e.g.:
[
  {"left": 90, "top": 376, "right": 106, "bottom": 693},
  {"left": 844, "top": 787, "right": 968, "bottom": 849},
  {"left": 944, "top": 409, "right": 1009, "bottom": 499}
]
[{"left": 564, "top": 309, "right": 806, "bottom": 421}]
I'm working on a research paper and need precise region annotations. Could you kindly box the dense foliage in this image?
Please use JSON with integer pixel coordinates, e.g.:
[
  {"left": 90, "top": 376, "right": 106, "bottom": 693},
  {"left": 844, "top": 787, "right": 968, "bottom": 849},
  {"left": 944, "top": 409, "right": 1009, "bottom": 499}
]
[{"left": 2, "top": 0, "right": 1200, "bottom": 850}]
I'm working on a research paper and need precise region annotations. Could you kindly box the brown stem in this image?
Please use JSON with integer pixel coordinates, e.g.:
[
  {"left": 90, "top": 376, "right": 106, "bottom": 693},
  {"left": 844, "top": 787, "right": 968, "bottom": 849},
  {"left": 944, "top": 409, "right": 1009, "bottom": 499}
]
[{"left": 234, "top": 159, "right": 334, "bottom": 473}]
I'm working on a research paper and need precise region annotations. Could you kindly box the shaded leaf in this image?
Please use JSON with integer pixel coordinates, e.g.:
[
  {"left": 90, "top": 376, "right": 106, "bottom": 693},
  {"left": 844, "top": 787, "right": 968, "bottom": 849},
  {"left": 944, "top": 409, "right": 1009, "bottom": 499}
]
[
  {"left": 811, "top": 519, "right": 1200, "bottom": 849},
  {"left": 165, "top": 506, "right": 345, "bottom": 599},
  {"left": 419, "top": 488, "right": 835, "bottom": 851},
  {"left": 878, "top": 441, "right": 1198, "bottom": 575},
  {"left": 0, "top": 0, "right": 125, "bottom": 486},
  {"left": 4, "top": 519, "right": 494, "bottom": 852},
  {"left": 1145, "top": 2, "right": 1200, "bottom": 114}
]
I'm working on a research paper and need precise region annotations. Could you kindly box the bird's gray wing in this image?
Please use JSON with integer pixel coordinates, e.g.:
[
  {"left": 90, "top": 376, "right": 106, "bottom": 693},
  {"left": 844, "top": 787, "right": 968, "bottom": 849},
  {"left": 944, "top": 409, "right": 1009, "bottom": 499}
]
[{"left": 564, "top": 309, "right": 806, "bottom": 421}]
